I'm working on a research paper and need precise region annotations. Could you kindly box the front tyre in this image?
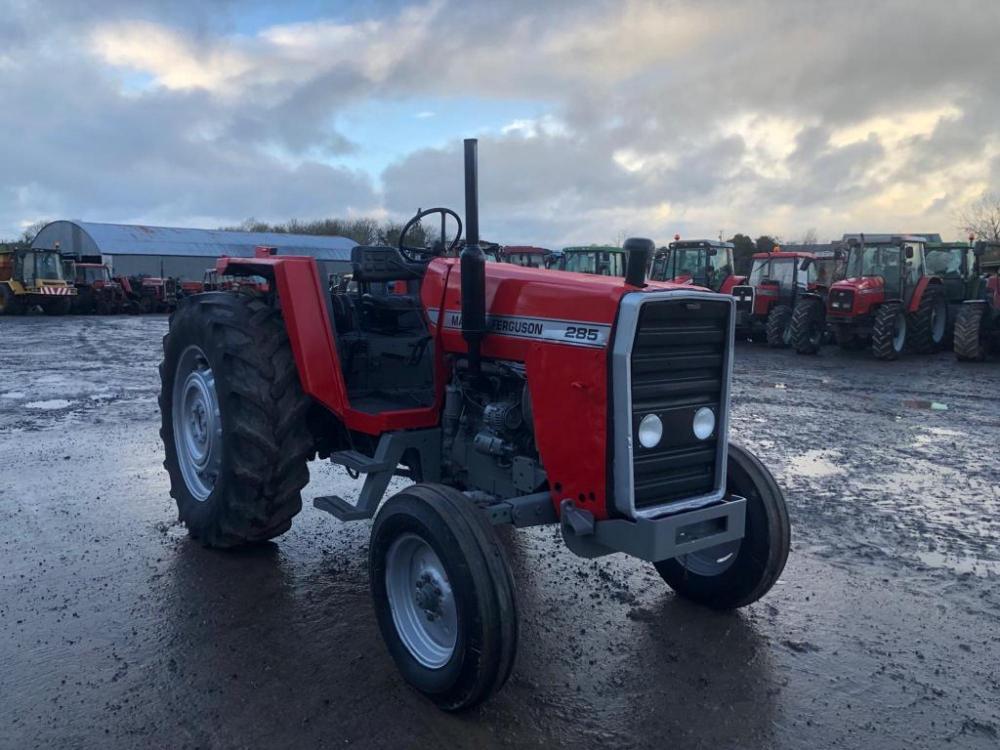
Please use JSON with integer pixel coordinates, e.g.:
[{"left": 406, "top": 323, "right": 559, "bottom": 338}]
[
  {"left": 790, "top": 297, "right": 825, "bottom": 355},
  {"left": 654, "top": 443, "right": 790, "bottom": 610},
  {"left": 871, "top": 302, "right": 906, "bottom": 360},
  {"left": 765, "top": 304, "right": 793, "bottom": 348},
  {"left": 159, "top": 291, "right": 313, "bottom": 547},
  {"left": 370, "top": 484, "right": 518, "bottom": 711}
]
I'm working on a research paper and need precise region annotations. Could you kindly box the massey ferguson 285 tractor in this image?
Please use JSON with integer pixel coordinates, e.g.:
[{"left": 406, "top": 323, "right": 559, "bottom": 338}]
[
  {"left": 158, "top": 140, "right": 789, "bottom": 710},
  {"left": 824, "top": 235, "right": 948, "bottom": 360}
]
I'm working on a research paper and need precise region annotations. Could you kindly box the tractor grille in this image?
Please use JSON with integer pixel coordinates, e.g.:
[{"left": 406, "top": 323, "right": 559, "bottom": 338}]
[
  {"left": 626, "top": 296, "right": 730, "bottom": 513},
  {"left": 829, "top": 288, "right": 854, "bottom": 312}
]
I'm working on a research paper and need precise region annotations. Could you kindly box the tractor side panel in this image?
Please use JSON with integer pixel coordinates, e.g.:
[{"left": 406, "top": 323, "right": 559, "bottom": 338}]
[{"left": 423, "top": 258, "right": 639, "bottom": 520}]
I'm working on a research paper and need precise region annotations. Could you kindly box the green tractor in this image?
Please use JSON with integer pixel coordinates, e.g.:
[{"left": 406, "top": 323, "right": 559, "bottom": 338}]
[
  {"left": 954, "top": 240, "right": 1000, "bottom": 361},
  {"left": 556, "top": 245, "right": 627, "bottom": 276}
]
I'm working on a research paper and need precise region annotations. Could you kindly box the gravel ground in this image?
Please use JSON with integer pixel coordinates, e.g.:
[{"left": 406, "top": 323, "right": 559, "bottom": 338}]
[{"left": 1, "top": 314, "right": 999, "bottom": 749}]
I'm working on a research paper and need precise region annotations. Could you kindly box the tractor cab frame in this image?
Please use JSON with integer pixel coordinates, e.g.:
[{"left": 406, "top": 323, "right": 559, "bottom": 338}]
[
  {"left": 500, "top": 245, "right": 551, "bottom": 268},
  {"left": 649, "top": 239, "right": 743, "bottom": 293},
  {"left": 556, "top": 245, "right": 627, "bottom": 276}
]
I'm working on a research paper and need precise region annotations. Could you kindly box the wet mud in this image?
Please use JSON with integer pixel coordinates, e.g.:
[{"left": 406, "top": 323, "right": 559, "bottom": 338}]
[{"left": 2, "top": 315, "right": 999, "bottom": 748}]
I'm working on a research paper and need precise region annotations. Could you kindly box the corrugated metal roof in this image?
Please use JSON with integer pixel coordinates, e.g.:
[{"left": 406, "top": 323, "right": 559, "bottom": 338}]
[{"left": 32, "top": 220, "right": 356, "bottom": 261}]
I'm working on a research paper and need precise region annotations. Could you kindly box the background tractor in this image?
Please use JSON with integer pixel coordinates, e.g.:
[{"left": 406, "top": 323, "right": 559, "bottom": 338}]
[
  {"left": 120, "top": 275, "right": 179, "bottom": 313},
  {"left": 499, "top": 245, "right": 552, "bottom": 268},
  {"left": 825, "top": 235, "right": 947, "bottom": 360},
  {"left": 732, "top": 249, "right": 840, "bottom": 347},
  {"left": 69, "top": 262, "right": 130, "bottom": 314},
  {"left": 787, "top": 248, "right": 849, "bottom": 354},
  {"left": 158, "top": 139, "right": 789, "bottom": 711},
  {"left": 954, "top": 240, "right": 1000, "bottom": 361},
  {"left": 555, "top": 245, "right": 627, "bottom": 276},
  {"left": 0, "top": 246, "right": 77, "bottom": 315},
  {"left": 649, "top": 238, "right": 744, "bottom": 293}
]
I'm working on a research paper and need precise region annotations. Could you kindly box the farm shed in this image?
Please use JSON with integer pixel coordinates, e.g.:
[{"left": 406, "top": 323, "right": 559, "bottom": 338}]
[{"left": 31, "top": 220, "right": 355, "bottom": 282}]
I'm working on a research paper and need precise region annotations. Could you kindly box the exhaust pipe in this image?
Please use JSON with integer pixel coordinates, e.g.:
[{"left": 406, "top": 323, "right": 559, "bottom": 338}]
[
  {"left": 460, "top": 138, "right": 487, "bottom": 375},
  {"left": 624, "top": 237, "right": 654, "bottom": 287}
]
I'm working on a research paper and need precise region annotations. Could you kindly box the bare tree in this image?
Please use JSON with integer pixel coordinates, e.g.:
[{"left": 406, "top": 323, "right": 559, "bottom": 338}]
[
  {"left": 20, "top": 219, "right": 50, "bottom": 244},
  {"left": 958, "top": 192, "right": 1000, "bottom": 242},
  {"left": 799, "top": 228, "right": 818, "bottom": 245}
]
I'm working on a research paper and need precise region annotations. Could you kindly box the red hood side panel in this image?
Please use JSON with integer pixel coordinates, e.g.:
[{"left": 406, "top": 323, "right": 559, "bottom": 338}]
[{"left": 421, "top": 260, "right": 696, "bottom": 520}]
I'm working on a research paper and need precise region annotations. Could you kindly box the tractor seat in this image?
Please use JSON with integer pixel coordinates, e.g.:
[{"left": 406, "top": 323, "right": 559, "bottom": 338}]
[
  {"left": 361, "top": 292, "right": 422, "bottom": 332},
  {"left": 351, "top": 245, "right": 426, "bottom": 282}
]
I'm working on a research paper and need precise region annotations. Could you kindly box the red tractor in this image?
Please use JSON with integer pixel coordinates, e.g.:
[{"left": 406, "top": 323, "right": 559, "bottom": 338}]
[
  {"left": 500, "top": 245, "right": 551, "bottom": 268},
  {"left": 954, "top": 240, "right": 1000, "bottom": 361},
  {"left": 824, "top": 235, "right": 948, "bottom": 360},
  {"left": 69, "top": 262, "right": 129, "bottom": 314},
  {"left": 649, "top": 238, "right": 744, "bottom": 293},
  {"left": 157, "top": 140, "right": 789, "bottom": 710},
  {"left": 120, "top": 275, "right": 179, "bottom": 313},
  {"left": 732, "top": 249, "right": 840, "bottom": 347}
]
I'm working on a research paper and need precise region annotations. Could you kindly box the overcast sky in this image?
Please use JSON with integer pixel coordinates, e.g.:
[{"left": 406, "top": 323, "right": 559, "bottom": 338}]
[{"left": 3, "top": 0, "right": 999, "bottom": 245}]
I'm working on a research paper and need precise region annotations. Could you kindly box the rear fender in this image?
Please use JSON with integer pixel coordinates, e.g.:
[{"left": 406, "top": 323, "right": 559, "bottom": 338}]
[{"left": 219, "top": 255, "right": 443, "bottom": 435}]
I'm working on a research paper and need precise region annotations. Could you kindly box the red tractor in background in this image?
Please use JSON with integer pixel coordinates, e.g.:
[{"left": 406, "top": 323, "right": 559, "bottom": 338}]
[
  {"left": 158, "top": 140, "right": 789, "bottom": 710},
  {"left": 954, "top": 240, "right": 1000, "bottom": 361},
  {"left": 732, "top": 248, "right": 841, "bottom": 347},
  {"left": 69, "top": 262, "right": 130, "bottom": 314},
  {"left": 649, "top": 238, "right": 745, "bottom": 294},
  {"left": 499, "top": 245, "right": 551, "bottom": 268},
  {"left": 824, "top": 235, "right": 948, "bottom": 360},
  {"left": 120, "top": 275, "right": 179, "bottom": 313}
]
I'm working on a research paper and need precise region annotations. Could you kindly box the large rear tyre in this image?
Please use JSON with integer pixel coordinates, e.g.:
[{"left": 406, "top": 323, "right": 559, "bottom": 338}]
[
  {"left": 159, "top": 291, "right": 313, "bottom": 547},
  {"left": 370, "top": 484, "right": 518, "bottom": 711},
  {"left": 954, "top": 303, "right": 989, "bottom": 362},
  {"left": 790, "top": 297, "right": 825, "bottom": 355},
  {"left": 871, "top": 302, "right": 906, "bottom": 361},
  {"left": 654, "top": 444, "right": 790, "bottom": 610},
  {"left": 909, "top": 284, "right": 946, "bottom": 353},
  {"left": 765, "top": 304, "right": 793, "bottom": 348}
]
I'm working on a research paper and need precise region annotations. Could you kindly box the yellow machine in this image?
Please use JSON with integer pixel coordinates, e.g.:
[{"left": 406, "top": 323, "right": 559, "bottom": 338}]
[{"left": 0, "top": 247, "right": 77, "bottom": 315}]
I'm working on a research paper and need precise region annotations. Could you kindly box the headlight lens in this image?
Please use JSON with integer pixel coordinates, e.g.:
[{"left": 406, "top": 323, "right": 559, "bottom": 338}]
[
  {"left": 637, "top": 414, "right": 663, "bottom": 449},
  {"left": 693, "top": 407, "right": 715, "bottom": 440}
]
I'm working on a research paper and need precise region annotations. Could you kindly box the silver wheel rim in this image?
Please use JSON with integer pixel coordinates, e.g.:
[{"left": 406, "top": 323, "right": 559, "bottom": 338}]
[
  {"left": 172, "top": 345, "right": 223, "bottom": 502},
  {"left": 385, "top": 533, "right": 458, "bottom": 669},
  {"left": 893, "top": 312, "right": 907, "bottom": 352},
  {"left": 931, "top": 298, "right": 946, "bottom": 343},
  {"left": 679, "top": 538, "right": 741, "bottom": 576}
]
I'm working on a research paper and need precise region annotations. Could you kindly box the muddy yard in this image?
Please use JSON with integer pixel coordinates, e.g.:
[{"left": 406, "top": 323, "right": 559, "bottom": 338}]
[{"left": 1, "top": 314, "right": 999, "bottom": 749}]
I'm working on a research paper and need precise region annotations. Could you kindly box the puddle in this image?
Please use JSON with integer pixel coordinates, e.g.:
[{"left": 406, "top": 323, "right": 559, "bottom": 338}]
[
  {"left": 916, "top": 551, "right": 1000, "bottom": 577},
  {"left": 787, "top": 449, "right": 844, "bottom": 478},
  {"left": 24, "top": 399, "right": 73, "bottom": 410},
  {"left": 912, "top": 427, "right": 966, "bottom": 448},
  {"left": 1, "top": 391, "right": 26, "bottom": 399}
]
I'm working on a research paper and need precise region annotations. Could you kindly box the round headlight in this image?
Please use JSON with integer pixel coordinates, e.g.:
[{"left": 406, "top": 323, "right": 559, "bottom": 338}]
[
  {"left": 693, "top": 407, "right": 715, "bottom": 440},
  {"left": 637, "top": 414, "right": 663, "bottom": 449}
]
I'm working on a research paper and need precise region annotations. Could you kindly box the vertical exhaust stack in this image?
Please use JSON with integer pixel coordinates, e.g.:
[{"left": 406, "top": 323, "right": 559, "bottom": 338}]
[
  {"left": 461, "top": 138, "right": 487, "bottom": 374},
  {"left": 624, "top": 237, "right": 654, "bottom": 287}
]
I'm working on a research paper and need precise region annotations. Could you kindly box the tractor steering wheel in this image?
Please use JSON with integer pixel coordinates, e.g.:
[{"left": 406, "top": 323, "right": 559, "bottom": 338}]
[{"left": 398, "top": 207, "right": 463, "bottom": 263}]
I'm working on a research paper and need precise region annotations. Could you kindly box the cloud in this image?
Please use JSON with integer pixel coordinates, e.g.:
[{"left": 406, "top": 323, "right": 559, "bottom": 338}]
[{"left": 2, "top": 0, "right": 1000, "bottom": 244}]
